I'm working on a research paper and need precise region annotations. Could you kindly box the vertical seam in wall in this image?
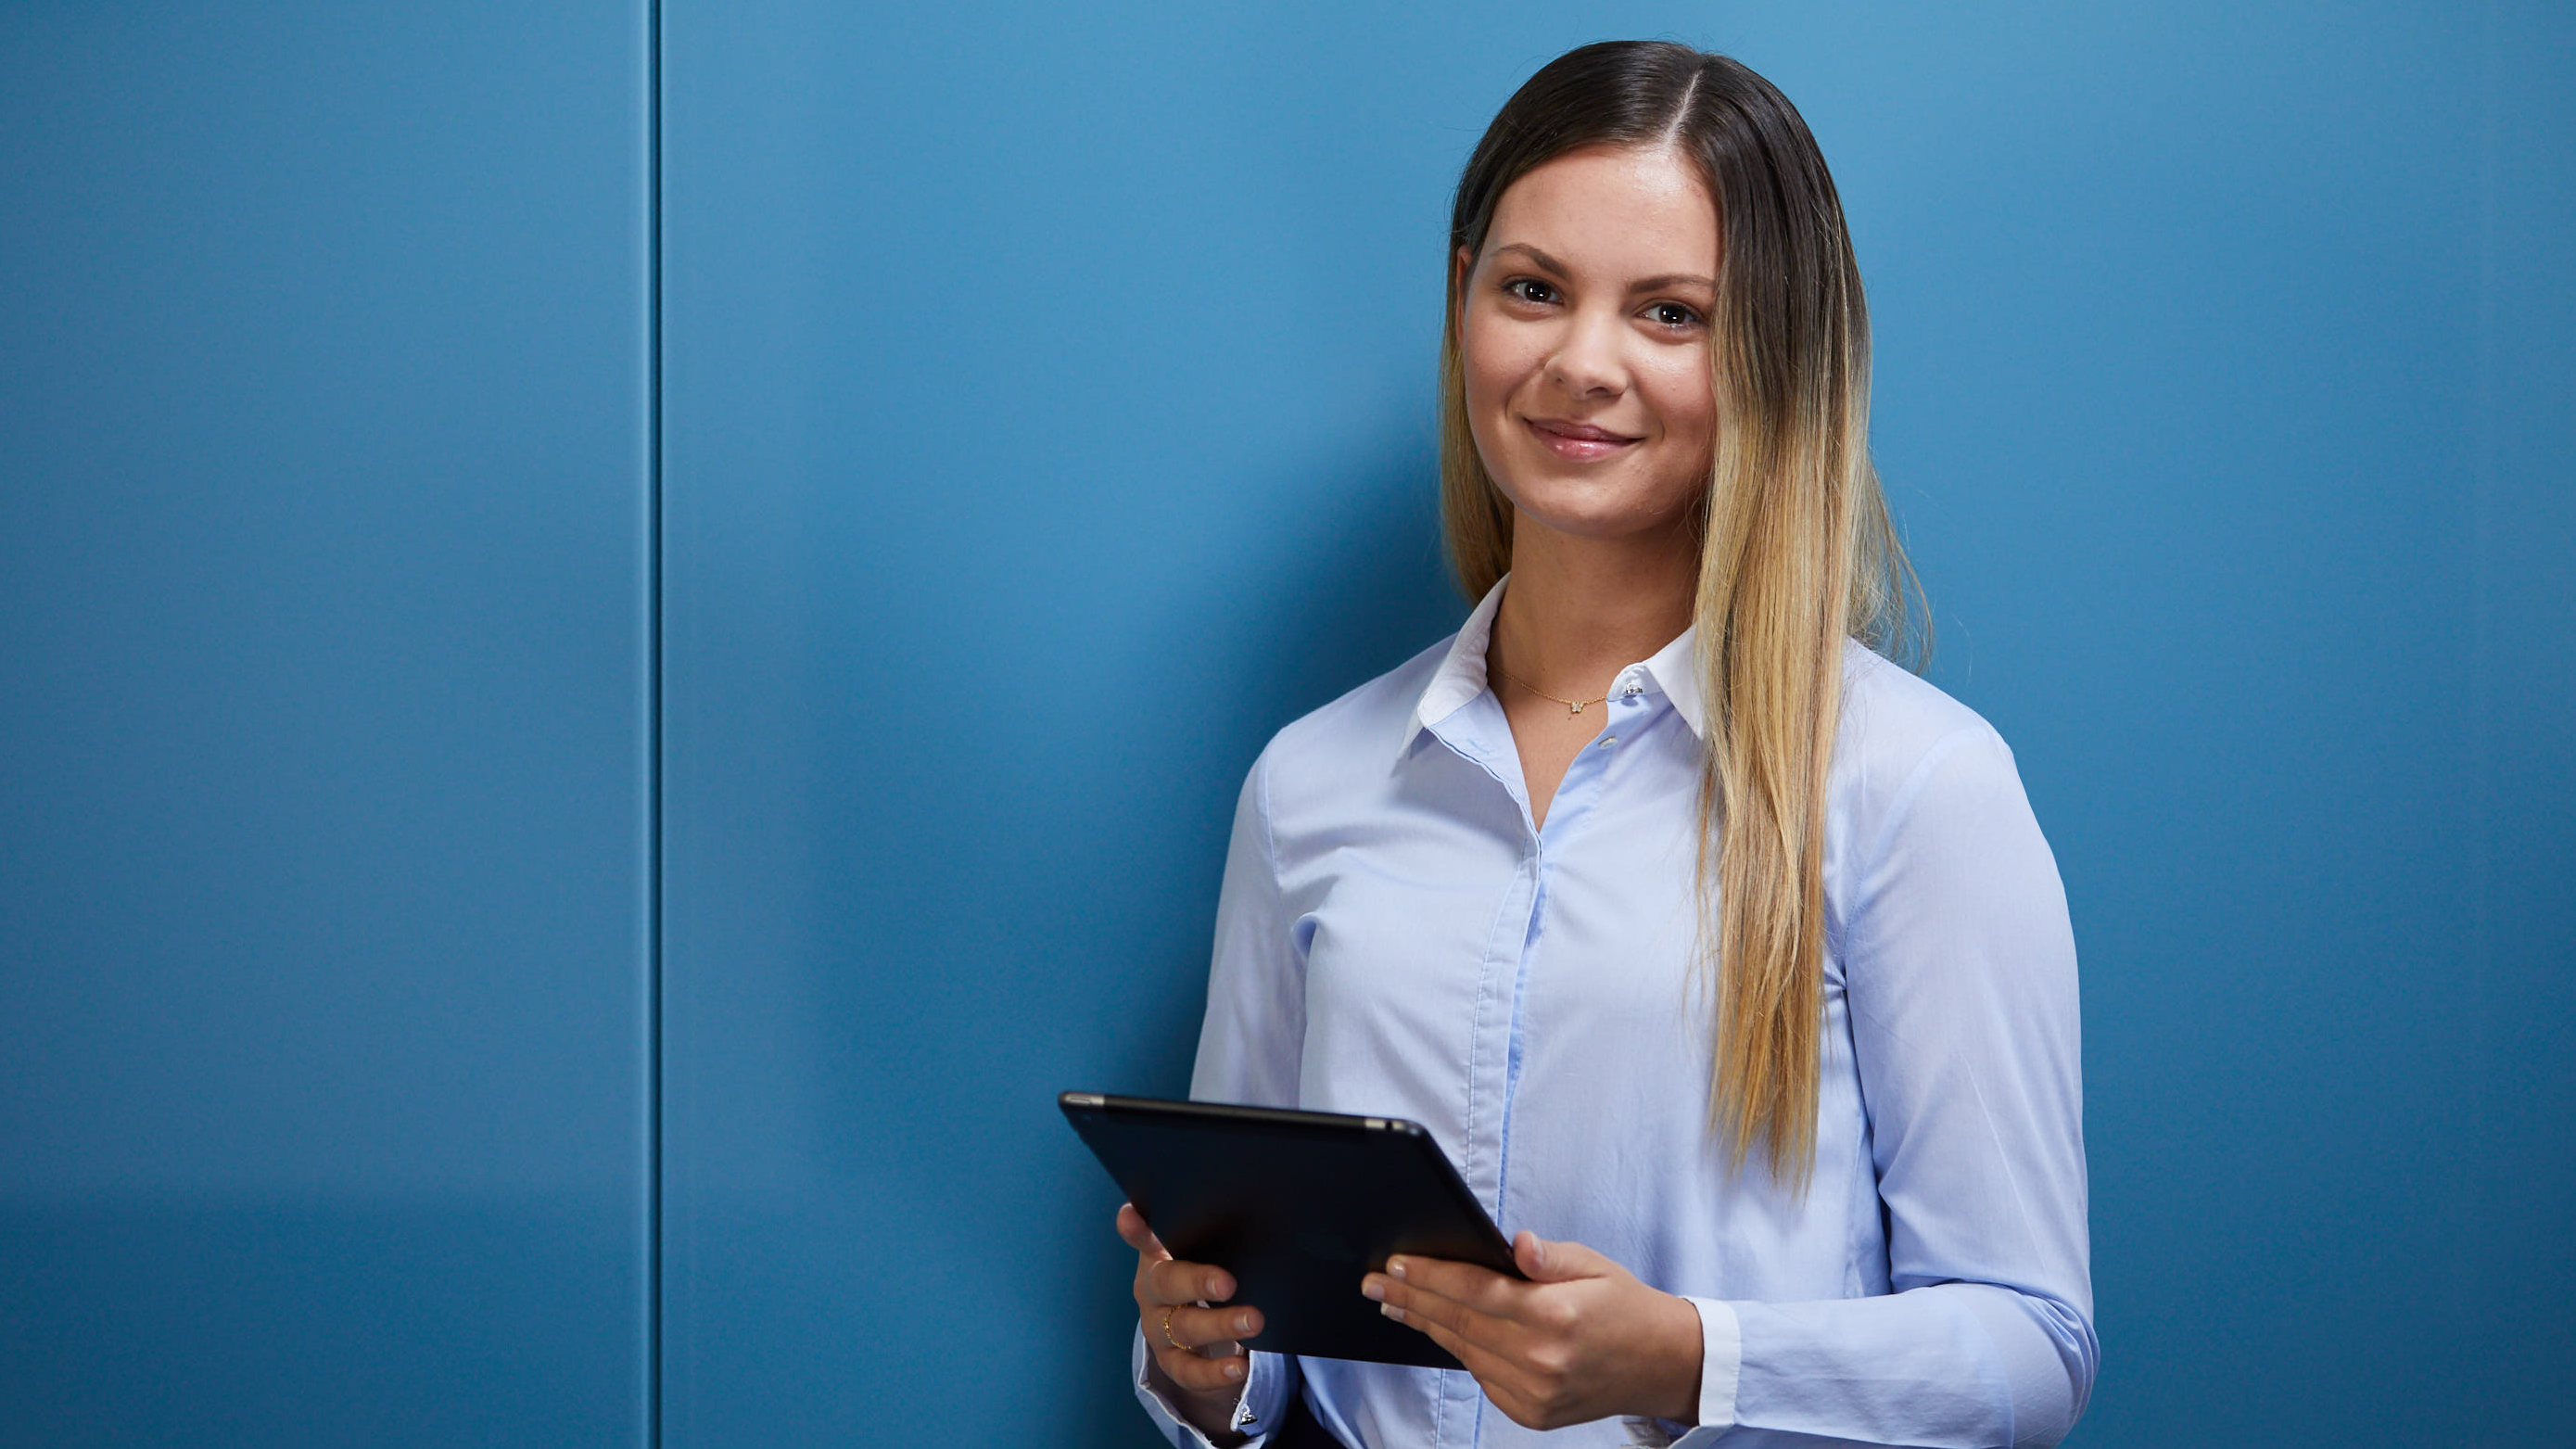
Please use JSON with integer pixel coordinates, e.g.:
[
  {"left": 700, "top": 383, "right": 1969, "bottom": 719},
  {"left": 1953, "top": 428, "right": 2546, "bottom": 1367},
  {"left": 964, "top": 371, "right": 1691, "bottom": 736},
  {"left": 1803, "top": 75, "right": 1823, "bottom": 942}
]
[
  {"left": 646, "top": 0, "right": 666, "bottom": 1441},
  {"left": 2465, "top": 0, "right": 2499, "bottom": 1388}
]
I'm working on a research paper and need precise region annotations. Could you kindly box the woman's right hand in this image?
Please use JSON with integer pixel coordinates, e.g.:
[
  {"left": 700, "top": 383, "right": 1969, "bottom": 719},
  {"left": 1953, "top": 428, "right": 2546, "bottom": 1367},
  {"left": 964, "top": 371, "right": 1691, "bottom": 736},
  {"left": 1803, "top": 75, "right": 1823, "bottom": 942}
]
[{"left": 1117, "top": 1201, "right": 1264, "bottom": 1424}]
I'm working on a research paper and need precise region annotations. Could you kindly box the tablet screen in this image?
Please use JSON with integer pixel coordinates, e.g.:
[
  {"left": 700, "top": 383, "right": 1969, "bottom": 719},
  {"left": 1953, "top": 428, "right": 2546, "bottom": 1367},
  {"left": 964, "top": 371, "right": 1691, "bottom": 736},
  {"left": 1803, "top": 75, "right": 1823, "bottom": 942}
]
[{"left": 1063, "top": 1092, "right": 1522, "bottom": 1369}]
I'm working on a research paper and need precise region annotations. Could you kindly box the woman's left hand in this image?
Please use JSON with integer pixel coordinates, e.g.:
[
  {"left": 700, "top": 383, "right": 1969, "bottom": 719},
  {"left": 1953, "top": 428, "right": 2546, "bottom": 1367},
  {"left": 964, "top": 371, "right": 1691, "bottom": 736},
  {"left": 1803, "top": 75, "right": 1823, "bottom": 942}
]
[{"left": 1362, "top": 1231, "right": 1703, "bottom": 1431}]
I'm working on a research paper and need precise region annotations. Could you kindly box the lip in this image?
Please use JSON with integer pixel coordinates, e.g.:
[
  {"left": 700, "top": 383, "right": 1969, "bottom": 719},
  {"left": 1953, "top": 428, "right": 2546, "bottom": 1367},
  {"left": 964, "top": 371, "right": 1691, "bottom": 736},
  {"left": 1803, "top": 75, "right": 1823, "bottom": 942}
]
[{"left": 1525, "top": 416, "right": 1643, "bottom": 462}]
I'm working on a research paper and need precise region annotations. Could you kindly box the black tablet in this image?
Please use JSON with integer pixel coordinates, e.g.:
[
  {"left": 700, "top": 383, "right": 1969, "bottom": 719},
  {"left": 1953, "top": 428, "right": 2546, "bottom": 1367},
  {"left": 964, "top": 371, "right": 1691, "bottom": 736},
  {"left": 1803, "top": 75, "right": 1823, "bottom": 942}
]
[{"left": 1060, "top": 1091, "right": 1524, "bottom": 1370}]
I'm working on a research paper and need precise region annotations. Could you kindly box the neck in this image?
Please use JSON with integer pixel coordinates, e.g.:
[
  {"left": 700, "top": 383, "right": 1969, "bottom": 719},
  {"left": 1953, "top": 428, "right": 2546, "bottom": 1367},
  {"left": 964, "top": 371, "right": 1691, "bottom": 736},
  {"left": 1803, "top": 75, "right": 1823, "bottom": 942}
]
[{"left": 1489, "top": 515, "right": 1697, "bottom": 695}]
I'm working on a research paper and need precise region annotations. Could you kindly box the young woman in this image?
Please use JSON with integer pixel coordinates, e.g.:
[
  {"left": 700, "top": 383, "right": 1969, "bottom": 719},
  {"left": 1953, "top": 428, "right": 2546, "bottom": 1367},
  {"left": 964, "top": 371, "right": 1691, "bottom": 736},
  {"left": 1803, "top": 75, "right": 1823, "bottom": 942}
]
[{"left": 1114, "top": 41, "right": 2094, "bottom": 1449}]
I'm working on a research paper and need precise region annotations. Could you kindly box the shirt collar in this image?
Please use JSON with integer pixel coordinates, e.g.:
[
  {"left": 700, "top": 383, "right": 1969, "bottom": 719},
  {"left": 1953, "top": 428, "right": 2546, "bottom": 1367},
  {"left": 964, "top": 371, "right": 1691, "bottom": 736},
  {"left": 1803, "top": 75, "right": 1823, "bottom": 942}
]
[
  {"left": 1397, "top": 575, "right": 1707, "bottom": 762},
  {"left": 1396, "top": 577, "right": 1508, "bottom": 759},
  {"left": 1638, "top": 622, "right": 1708, "bottom": 740}
]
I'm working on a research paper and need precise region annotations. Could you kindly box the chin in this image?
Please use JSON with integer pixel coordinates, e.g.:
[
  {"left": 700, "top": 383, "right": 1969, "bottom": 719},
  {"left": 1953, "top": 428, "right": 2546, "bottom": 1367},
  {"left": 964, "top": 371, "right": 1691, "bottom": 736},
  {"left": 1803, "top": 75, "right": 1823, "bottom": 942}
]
[{"left": 1504, "top": 474, "right": 1694, "bottom": 542}]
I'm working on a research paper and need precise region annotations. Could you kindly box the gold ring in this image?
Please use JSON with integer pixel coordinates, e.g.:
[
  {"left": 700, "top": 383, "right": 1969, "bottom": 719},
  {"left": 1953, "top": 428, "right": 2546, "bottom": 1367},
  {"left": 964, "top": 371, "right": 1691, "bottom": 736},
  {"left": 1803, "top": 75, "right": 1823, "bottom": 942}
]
[{"left": 1161, "top": 1304, "right": 1184, "bottom": 1351}]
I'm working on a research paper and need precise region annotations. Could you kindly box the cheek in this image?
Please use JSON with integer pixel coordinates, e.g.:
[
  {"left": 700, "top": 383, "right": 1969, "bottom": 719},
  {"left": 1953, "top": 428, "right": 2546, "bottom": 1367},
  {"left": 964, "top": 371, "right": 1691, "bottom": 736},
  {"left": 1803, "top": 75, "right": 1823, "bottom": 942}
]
[
  {"left": 1642, "top": 354, "right": 1716, "bottom": 437},
  {"left": 1642, "top": 362, "right": 1718, "bottom": 475},
  {"left": 1642, "top": 358, "right": 1718, "bottom": 505},
  {"left": 1460, "top": 319, "right": 1542, "bottom": 419}
]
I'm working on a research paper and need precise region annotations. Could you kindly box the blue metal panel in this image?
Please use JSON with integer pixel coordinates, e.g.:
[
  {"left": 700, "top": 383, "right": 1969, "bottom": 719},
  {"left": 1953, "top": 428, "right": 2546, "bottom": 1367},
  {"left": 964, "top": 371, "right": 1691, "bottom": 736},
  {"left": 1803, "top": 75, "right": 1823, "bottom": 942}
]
[
  {"left": 0, "top": 3, "right": 654, "bottom": 1445},
  {"left": 652, "top": 1, "right": 2568, "bottom": 1444}
]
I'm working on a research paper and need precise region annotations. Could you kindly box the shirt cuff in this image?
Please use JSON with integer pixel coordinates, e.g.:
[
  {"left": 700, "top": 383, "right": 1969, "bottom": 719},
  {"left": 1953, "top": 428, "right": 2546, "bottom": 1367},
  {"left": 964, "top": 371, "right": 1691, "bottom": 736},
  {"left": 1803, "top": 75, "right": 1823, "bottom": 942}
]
[
  {"left": 1663, "top": 1297, "right": 1743, "bottom": 1447},
  {"left": 1129, "top": 1325, "right": 1294, "bottom": 1448}
]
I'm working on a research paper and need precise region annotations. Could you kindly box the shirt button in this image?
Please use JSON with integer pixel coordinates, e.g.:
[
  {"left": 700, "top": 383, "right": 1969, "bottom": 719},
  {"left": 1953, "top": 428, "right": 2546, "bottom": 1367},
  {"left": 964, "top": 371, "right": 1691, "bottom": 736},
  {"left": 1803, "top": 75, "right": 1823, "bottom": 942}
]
[
  {"left": 1601, "top": 736, "right": 1618, "bottom": 747},
  {"left": 1623, "top": 685, "right": 1643, "bottom": 697}
]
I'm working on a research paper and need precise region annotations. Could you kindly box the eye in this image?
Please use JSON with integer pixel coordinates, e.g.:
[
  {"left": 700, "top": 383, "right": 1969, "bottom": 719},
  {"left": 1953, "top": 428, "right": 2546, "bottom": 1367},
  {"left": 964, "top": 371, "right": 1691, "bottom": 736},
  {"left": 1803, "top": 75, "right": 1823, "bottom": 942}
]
[
  {"left": 1502, "top": 277, "right": 1559, "bottom": 306},
  {"left": 1647, "top": 300, "right": 1704, "bottom": 331}
]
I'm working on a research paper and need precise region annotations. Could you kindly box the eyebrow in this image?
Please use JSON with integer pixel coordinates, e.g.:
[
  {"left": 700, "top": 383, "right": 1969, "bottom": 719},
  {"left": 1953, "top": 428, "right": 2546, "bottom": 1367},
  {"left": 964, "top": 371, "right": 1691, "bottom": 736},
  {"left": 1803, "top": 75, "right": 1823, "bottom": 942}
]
[{"left": 1490, "top": 242, "right": 1716, "bottom": 293}]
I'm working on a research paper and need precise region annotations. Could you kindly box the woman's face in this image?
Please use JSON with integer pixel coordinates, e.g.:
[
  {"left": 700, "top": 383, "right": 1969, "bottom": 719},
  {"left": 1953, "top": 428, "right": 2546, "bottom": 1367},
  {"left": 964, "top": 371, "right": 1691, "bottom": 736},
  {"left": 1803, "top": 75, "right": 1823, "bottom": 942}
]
[{"left": 1456, "top": 144, "right": 1720, "bottom": 550}]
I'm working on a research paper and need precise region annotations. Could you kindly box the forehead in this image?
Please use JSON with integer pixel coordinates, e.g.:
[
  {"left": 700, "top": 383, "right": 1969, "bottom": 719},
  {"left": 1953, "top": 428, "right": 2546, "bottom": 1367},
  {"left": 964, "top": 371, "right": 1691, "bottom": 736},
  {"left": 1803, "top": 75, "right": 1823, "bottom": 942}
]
[{"left": 1483, "top": 144, "right": 1719, "bottom": 281}]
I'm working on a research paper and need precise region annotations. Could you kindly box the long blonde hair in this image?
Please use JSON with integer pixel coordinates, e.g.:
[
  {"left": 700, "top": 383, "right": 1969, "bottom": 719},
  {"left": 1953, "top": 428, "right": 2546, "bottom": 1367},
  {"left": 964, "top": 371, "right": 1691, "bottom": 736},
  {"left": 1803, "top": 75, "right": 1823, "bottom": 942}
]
[{"left": 1440, "top": 43, "right": 1927, "bottom": 1186}]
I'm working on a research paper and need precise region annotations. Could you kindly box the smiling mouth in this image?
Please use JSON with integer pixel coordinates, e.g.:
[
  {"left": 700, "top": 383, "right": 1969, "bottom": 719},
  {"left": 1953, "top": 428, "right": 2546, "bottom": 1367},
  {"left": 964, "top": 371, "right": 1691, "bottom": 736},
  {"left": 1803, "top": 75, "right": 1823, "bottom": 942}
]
[{"left": 1526, "top": 417, "right": 1642, "bottom": 460}]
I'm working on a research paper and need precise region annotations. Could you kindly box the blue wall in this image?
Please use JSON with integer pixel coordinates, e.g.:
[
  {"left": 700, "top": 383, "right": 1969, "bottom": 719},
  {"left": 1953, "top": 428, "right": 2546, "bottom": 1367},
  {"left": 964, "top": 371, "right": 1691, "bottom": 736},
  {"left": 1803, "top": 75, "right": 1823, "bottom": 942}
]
[
  {"left": 0, "top": 2, "right": 653, "bottom": 1444},
  {"left": 5, "top": 2, "right": 2570, "bottom": 1446}
]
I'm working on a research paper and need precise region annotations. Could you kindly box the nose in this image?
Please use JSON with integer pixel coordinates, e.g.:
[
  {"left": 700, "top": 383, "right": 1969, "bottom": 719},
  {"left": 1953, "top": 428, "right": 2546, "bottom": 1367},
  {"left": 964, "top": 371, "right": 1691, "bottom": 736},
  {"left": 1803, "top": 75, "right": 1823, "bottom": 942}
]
[{"left": 1544, "top": 306, "right": 1627, "bottom": 398}]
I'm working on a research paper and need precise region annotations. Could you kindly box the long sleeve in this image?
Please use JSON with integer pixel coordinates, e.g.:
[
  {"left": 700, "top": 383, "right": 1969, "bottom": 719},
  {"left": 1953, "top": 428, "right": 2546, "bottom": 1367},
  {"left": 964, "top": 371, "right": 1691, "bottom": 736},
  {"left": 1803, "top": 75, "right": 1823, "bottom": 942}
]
[
  {"left": 1189, "top": 750, "right": 1305, "bottom": 1111},
  {"left": 1676, "top": 723, "right": 2096, "bottom": 1449},
  {"left": 1132, "top": 753, "right": 1309, "bottom": 1448}
]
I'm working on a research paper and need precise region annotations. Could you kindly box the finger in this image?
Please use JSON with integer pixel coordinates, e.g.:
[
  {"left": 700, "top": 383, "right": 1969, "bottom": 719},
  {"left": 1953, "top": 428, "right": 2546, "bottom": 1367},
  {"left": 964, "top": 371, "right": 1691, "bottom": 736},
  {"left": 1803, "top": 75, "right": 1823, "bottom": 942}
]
[
  {"left": 1114, "top": 1203, "right": 1168, "bottom": 1258},
  {"left": 1364, "top": 1268, "right": 1519, "bottom": 1355},
  {"left": 1146, "top": 1255, "right": 1237, "bottom": 1307},
  {"left": 1513, "top": 1230, "right": 1614, "bottom": 1283},
  {"left": 1377, "top": 1290, "right": 1516, "bottom": 1387},
  {"left": 1156, "top": 1341, "right": 1251, "bottom": 1393},
  {"left": 1379, "top": 1252, "right": 1523, "bottom": 1318},
  {"left": 1160, "top": 1302, "right": 1263, "bottom": 1354},
  {"left": 1147, "top": 1303, "right": 1260, "bottom": 1393}
]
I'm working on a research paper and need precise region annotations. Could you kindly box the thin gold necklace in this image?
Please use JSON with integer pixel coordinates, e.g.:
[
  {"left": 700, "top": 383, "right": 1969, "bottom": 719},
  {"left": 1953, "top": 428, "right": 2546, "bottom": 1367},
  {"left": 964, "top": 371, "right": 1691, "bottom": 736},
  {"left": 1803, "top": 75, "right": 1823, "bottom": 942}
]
[{"left": 1492, "top": 663, "right": 1606, "bottom": 718}]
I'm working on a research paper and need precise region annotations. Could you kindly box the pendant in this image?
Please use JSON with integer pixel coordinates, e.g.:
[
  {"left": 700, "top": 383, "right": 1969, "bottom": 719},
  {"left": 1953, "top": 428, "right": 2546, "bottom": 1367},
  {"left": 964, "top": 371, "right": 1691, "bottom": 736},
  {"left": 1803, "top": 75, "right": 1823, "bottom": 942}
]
[{"left": 1568, "top": 701, "right": 1587, "bottom": 716}]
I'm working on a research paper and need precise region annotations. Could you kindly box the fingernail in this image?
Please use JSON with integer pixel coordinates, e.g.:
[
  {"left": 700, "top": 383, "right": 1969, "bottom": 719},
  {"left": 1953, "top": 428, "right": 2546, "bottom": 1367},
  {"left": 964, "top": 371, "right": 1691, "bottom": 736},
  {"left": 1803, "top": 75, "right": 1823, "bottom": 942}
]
[
  {"left": 1235, "top": 1313, "right": 1254, "bottom": 1334},
  {"left": 1387, "top": 1257, "right": 1406, "bottom": 1280},
  {"left": 1209, "top": 1275, "right": 1232, "bottom": 1301},
  {"left": 1361, "top": 1277, "right": 1384, "bottom": 1303},
  {"left": 1380, "top": 1303, "right": 1404, "bottom": 1322},
  {"left": 1224, "top": 1359, "right": 1245, "bottom": 1381}
]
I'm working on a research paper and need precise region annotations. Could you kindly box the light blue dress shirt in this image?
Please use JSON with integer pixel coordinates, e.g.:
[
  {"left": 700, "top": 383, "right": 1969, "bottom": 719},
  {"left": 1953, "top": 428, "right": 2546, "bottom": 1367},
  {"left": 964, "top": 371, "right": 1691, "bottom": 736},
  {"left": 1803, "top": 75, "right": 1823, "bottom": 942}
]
[{"left": 1134, "top": 580, "right": 2095, "bottom": 1448}]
